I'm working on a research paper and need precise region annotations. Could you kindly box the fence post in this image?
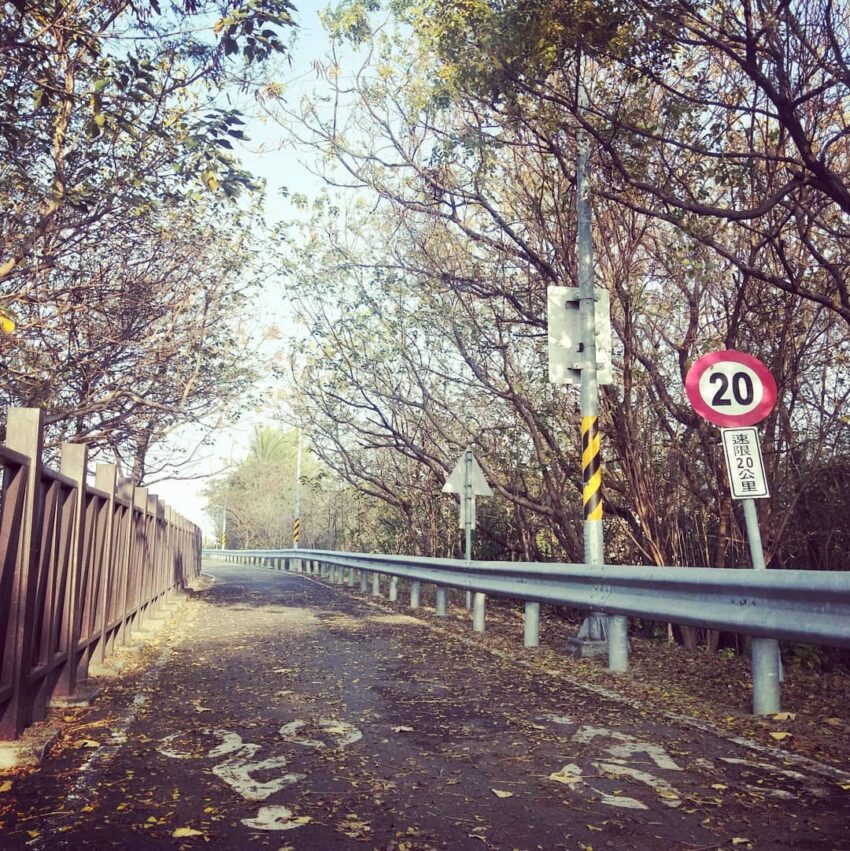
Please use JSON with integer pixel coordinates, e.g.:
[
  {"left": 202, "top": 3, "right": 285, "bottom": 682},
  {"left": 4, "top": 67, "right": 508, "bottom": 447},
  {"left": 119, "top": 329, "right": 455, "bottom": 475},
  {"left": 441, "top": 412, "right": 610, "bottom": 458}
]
[
  {"left": 360, "top": 571, "right": 368, "bottom": 593},
  {"left": 389, "top": 576, "right": 398, "bottom": 602},
  {"left": 372, "top": 572, "right": 381, "bottom": 597},
  {"left": 54, "top": 442, "right": 89, "bottom": 698},
  {"left": 409, "top": 581, "right": 420, "bottom": 609},
  {"left": 94, "top": 464, "right": 117, "bottom": 664},
  {"left": 1, "top": 408, "right": 45, "bottom": 738}
]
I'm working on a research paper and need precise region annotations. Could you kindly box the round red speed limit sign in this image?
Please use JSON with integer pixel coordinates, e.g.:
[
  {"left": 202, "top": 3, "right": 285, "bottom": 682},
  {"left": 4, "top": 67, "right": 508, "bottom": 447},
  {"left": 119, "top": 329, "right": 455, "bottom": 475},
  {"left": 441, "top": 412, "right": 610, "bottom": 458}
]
[{"left": 685, "top": 350, "right": 777, "bottom": 427}]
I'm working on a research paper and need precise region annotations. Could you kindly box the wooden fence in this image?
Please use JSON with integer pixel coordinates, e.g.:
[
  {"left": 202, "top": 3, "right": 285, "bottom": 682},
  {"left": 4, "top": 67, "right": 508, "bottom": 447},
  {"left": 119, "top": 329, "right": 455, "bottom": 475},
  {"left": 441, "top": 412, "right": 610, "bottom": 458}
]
[{"left": 0, "top": 408, "right": 201, "bottom": 740}]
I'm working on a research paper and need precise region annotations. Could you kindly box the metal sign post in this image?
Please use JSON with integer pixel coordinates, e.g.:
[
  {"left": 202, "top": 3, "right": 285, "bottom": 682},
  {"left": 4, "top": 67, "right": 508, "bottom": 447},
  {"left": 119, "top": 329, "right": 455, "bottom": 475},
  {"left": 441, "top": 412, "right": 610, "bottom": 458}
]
[
  {"left": 686, "top": 352, "right": 781, "bottom": 715},
  {"left": 443, "top": 449, "right": 492, "bottom": 626},
  {"left": 547, "top": 73, "right": 628, "bottom": 670},
  {"left": 292, "top": 428, "right": 302, "bottom": 572}
]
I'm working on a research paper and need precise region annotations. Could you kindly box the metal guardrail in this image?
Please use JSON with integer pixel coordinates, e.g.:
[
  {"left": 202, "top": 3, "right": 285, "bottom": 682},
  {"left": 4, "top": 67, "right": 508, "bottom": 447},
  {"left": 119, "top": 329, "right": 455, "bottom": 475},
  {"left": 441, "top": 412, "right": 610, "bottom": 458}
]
[{"left": 206, "top": 548, "right": 850, "bottom": 649}]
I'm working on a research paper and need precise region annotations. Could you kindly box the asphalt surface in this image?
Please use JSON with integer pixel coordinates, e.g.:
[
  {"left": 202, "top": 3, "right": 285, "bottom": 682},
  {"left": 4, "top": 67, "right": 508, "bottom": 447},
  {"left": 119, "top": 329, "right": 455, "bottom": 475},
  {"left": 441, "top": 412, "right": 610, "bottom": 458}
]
[{"left": 0, "top": 560, "right": 847, "bottom": 850}]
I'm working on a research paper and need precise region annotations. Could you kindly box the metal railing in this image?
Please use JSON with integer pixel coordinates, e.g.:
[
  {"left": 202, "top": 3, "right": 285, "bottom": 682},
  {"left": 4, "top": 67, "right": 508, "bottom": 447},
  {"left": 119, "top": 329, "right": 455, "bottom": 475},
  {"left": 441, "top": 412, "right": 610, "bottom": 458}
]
[
  {"left": 1, "top": 408, "right": 202, "bottom": 741},
  {"left": 207, "top": 548, "right": 850, "bottom": 649}
]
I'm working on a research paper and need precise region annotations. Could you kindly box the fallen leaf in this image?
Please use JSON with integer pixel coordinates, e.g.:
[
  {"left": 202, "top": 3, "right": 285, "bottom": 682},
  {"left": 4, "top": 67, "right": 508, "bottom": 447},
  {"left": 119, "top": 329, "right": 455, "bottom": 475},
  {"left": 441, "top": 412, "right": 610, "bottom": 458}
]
[
  {"left": 491, "top": 789, "right": 513, "bottom": 798},
  {"left": 825, "top": 718, "right": 843, "bottom": 728},
  {"left": 392, "top": 725, "right": 414, "bottom": 733},
  {"left": 549, "top": 764, "right": 584, "bottom": 786},
  {"left": 0, "top": 781, "right": 12, "bottom": 793},
  {"left": 74, "top": 739, "right": 99, "bottom": 749},
  {"left": 711, "top": 784, "right": 728, "bottom": 791},
  {"left": 838, "top": 782, "right": 850, "bottom": 791},
  {"left": 587, "top": 824, "right": 603, "bottom": 831},
  {"left": 731, "top": 839, "right": 751, "bottom": 847},
  {"left": 772, "top": 712, "right": 796, "bottom": 721},
  {"left": 770, "top": 732, "right": 792, "bottom": 741},
  {"left": 173, "top": 827, "right": 205, "bottom": 838}
]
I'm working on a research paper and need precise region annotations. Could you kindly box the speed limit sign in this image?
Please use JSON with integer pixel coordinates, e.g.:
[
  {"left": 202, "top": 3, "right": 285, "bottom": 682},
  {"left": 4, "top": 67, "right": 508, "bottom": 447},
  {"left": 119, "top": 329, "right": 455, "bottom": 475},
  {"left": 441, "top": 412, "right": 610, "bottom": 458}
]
[{"left": 685, "top": 350, "right": 777, "bottom": 427}]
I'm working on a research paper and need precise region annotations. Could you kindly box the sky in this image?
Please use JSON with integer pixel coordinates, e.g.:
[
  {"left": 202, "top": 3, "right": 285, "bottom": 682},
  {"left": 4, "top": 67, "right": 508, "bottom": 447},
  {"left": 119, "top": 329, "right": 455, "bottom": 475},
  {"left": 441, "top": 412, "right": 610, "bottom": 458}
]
[{"left": 151, "top": 0, "right": 337, "bottom": 538}]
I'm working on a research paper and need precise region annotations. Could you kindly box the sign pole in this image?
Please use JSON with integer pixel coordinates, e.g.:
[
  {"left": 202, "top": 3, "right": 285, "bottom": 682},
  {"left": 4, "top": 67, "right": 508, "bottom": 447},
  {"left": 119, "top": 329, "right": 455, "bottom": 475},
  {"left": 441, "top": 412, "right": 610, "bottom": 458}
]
[
  {"left": 442, "top": 449, "right": 492, "bottom": 622},
  {"left": 687, "top": 355, "right": 781, "bottom": 715},
  {"left": 568, "top": 67, "right": 629, "bottom": 670},
  {"left": 742, "top": 498, "right": 781, "bottom": 714},
  {"left": 464, "top": 450, "right": 473, "bottom": 610},
  {"left": 293, "top": 427, "right": 302, "bottom": 572},
  {"left": 466, "top": 449, "right": 486, "bottom": 632}
]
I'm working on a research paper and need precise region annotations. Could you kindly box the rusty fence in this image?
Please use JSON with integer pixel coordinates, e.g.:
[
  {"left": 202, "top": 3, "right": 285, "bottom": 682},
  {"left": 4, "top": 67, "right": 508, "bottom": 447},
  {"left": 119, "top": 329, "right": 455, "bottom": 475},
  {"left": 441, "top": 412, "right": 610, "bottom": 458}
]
[{"left": 0, "top": 408, "right": 201, "bottom": 741}]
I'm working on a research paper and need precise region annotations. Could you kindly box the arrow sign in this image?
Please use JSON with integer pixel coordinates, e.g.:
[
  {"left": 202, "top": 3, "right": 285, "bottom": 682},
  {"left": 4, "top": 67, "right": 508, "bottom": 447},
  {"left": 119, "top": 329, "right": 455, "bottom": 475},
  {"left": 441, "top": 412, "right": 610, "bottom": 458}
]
[
  {"left": 442, "top": 449, "right": 492, "bottom": 532},
  {"left": 442, "top": 449, "right": 493, "bottom": 496}
]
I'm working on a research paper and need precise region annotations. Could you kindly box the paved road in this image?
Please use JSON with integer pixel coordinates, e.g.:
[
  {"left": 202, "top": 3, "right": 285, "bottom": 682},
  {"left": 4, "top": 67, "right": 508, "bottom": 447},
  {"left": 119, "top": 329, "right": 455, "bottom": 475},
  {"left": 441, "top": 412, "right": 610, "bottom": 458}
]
[{"left": 1, "top": 561, "right": 847, "bottom": 849}]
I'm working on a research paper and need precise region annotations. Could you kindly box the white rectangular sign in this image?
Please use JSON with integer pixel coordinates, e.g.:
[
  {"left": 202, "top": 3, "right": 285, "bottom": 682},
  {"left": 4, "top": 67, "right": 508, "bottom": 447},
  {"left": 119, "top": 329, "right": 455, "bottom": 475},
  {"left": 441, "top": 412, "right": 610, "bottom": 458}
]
[
  {"left": 547, "top": 286, "right": 613, "bottom": 386},
  {"left": 721, "top": 427, "right": 769, "bottom": 500}
]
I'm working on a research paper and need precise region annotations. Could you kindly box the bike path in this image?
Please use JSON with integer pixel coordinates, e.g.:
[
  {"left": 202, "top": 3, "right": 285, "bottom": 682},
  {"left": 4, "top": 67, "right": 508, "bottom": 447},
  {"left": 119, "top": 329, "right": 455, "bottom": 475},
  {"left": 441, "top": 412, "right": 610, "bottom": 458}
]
[{"left": 1, "top": 560, "right": 847, "bottom": 849}]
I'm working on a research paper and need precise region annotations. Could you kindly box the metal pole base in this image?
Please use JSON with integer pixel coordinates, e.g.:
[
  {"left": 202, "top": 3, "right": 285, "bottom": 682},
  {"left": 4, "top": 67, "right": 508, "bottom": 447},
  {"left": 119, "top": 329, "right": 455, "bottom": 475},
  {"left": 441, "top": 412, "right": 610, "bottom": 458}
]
[
  {"left": 410, "top": 581, "right": 420, "bottom": 609},
  {"left": 566, "top": 611, "right": 610, "bottom": 659},
  {"left": 372, "top": 573, "right": 381, "bottom": 597},
  {"left": 359, "top": 572, "right": 368, "bottom": 594},
  {"left": 389, "top": 577, "right": 398, "bottom": 602}
]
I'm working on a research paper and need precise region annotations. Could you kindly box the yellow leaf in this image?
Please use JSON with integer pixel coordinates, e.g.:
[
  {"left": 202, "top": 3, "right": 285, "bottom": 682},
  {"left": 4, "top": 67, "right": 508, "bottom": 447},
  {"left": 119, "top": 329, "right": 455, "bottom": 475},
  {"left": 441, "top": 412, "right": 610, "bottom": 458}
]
[
  {"left": 731, "top": 839, "right": 751, "bottom": 847},
  {"left": 711, "top": 784, "right": 727, "bottom": 791},
  {"left": 146, "top": 816, "right": 159, "bottom": 824},
  {"left": 838, "top": 782, "right": 850, "bottom": 791},
  {"left": 587, "top": 824, "right": 603, "bottom": 831},
  {"left": 74, "top": 739, "right": 99, "bottom": 749},
  {"left": 770, "top": 731, "right": 792, "bottom": 741},
  {"left": 491, "top": 789, "right": 513, "bottom": 798},
  {"left": 172, "top": 827, "right": 205, "bottom": 838},
  {"left": 772, "top": 712, "right": 796, "bottom": 721},
  {"left": 0, "top": 781, "right": 12, "bottom": 793},
  {"left": 549, "top": 765, "right": 583, "bottom": 786},
  {"left": 657, "top": 789, "right": 680, "bottom": 800},
  {"left": 81, "top": 805, "right": 94, "bottom": 813},
  {"left": 0, "top": 315, "right": 15, "bottom": 335}
]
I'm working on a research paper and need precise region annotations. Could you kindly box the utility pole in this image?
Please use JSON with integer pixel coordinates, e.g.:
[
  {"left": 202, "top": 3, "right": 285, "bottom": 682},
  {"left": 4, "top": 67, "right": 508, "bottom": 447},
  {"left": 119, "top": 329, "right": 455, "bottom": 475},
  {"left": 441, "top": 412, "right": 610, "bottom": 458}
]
[
  {"left": 292, "top": 428, "right": 302, "bottom": 567},
  {"left": 566, "top": 59, "right": 629, "bottom": 671}
]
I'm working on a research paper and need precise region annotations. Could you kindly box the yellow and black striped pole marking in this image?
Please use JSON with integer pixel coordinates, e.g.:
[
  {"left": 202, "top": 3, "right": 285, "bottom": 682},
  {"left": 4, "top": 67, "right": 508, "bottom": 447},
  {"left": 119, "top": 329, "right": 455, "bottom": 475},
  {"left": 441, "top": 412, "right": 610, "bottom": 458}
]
[
  {"left": 581, "top": 416, "right": 602, "bottom": 521},
  {"left": 292, "top": 517, "right": 301, "bottom": 545}
]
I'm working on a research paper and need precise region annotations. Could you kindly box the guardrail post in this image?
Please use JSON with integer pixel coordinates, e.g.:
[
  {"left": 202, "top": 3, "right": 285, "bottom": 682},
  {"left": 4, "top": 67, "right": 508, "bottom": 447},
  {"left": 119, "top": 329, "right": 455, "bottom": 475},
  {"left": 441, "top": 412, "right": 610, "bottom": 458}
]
[
  {"left": 389, "top": 576, "right": 398, "bottom": 602},
  {"left": 472, "top": 592, "right": 485, "bottom": 632},
  {"left": 347, "top": 568, "right": 355, "bottom": 587},
  {"left": 372, "top": 572, "right": 381, "bottom": 597},
  {"left": 360, "top": 571, "right": 368, "bottom": 593},
  {"left": 435, "top": 586, "right": 447, "bottom": 616},
  {"left": 524, "top": 602, "right": 540, "bottom": 647},
  {"left": 409, "top": 580, "right": 420, "bottom": 609}
]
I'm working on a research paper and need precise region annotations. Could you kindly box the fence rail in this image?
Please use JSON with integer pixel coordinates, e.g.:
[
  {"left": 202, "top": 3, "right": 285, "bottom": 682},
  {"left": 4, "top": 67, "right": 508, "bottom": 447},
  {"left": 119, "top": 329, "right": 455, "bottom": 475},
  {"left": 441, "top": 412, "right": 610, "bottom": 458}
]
[
  {"left": 1, "top": 408, "right": 202, "bottom": 741},
  {"left": 208, "top": 548, "right": 850, "bottom": 650}
]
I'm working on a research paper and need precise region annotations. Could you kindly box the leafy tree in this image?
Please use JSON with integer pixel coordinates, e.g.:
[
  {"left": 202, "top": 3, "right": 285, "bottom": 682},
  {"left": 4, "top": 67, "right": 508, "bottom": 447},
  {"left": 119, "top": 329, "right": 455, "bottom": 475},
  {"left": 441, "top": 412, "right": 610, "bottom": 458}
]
[{"left": 1, "top": 0, "right": 296, "bottom": 474}]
